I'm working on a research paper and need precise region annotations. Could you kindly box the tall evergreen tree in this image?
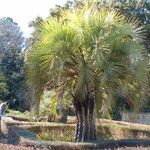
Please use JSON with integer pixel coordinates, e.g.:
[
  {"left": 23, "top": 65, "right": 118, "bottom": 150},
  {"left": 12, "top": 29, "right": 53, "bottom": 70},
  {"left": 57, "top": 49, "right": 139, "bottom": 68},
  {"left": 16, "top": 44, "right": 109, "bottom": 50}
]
[{"left": 0, "top": 17, "right": 26, "bottom": 109}]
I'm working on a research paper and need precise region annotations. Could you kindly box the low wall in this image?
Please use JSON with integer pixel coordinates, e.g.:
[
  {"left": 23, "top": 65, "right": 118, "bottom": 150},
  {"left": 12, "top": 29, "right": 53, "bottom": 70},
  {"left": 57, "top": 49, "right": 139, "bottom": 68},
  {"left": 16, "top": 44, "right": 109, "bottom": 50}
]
[
  {"left": 7, "top": 127, "right": 150, "bottom": 150},
  {"left": 122, "top": 112, "right": 150, "bottom": 125},
  {"left": 7, "top": 126, "right": 37, "bottom": 145},
  {"left": 19, "top": 138, "right": 150, "bottom": 150}
]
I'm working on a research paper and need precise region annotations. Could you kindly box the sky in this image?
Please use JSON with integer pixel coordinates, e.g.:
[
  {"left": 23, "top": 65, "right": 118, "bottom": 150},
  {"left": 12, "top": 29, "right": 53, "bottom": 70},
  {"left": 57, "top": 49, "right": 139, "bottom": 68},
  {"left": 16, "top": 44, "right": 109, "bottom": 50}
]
[{"left": 0, "top": 0, "right": 66, "bottom": 37}]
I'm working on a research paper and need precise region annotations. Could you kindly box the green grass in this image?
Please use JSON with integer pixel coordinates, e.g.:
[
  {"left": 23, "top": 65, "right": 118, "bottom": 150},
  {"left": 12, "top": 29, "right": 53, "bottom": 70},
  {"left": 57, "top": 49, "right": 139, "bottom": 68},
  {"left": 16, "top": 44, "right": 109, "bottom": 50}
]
[
  {"left": 5, "top": 109, "right": 30, "bottom": 120},
  {"left": 37, "top": 131, "right": 74, "bottom": 142}
]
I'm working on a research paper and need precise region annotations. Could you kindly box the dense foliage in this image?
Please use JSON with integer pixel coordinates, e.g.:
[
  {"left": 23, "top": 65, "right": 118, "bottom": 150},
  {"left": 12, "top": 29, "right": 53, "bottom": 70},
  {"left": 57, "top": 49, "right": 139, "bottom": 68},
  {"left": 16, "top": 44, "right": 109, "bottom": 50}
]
[{"left": 0, "top": 18, "right": 29, "bottom": 110}]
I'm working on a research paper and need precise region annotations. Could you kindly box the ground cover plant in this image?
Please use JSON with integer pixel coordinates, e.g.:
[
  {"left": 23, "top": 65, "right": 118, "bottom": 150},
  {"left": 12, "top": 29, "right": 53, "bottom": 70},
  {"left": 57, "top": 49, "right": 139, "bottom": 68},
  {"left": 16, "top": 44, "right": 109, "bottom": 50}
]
[{"left": 33, "top": 120, "right": 150, "bottom": 142}]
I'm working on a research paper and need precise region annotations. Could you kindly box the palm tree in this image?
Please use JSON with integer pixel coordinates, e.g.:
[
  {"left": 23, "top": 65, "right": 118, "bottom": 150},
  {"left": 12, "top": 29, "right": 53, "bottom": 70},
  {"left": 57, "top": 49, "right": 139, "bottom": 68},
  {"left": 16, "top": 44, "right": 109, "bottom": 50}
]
[{"left": 26, "top": 2, "right": 148, "bottom": 142}]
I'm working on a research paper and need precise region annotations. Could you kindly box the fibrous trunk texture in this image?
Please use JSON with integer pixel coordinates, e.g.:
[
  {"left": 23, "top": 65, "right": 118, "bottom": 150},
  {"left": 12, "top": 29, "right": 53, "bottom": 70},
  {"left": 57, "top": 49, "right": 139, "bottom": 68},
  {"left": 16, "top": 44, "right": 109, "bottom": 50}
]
[{"left": 73, "top": 95, "right": 96, "bottom": 142}]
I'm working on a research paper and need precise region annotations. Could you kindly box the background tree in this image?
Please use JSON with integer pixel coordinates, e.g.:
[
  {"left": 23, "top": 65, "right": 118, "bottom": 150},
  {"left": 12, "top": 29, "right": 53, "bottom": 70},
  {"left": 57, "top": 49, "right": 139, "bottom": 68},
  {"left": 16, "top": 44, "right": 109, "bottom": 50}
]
[
  {"left": 0, "top": 17, "right": 28, "bottom": 110},
  {"left": 27, "top": 1, "right": 148, "bottom": 142},
  {"left": 0, "top": 71, "right": 9, "bottom": 100},
  {"left": 0, "top": 18, "right": 24, "bottom": 59}
]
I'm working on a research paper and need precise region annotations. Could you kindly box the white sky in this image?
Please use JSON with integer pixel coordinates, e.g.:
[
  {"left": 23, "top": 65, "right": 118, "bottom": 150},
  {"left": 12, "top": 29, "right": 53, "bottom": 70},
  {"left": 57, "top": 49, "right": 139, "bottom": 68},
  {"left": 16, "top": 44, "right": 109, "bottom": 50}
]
[{"left": 0, "top": 0, "right": 66, "bottom": 37}]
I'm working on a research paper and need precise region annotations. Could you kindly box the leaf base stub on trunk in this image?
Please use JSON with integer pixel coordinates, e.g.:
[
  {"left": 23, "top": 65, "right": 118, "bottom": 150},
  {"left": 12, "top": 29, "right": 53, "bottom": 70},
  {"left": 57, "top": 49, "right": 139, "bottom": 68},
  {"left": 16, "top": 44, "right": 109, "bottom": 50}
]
[{"left": 73, "top": 96, "right": 96, "bottom": 142}]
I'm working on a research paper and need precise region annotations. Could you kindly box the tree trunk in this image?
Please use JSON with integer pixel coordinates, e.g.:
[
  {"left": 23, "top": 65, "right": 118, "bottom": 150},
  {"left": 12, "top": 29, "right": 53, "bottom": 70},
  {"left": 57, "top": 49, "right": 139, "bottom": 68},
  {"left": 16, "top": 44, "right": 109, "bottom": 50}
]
[
  {"left": 31, "top": 90, "right": 41, "bottom": 120},
  {"left": 73, "top": 97, "right": 96, "bottom": 142},
  {"left": 59, "top": 107, "right": 68, "bottom": 123}
]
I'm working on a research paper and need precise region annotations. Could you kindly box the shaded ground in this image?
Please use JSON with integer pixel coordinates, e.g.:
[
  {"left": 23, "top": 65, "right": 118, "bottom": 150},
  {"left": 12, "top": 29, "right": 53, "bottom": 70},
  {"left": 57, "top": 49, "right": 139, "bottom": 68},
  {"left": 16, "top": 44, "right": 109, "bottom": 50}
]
[
  {"left": 0, "top": 144, "right": 40, "bottom": 150},
  {"left": 0, "top": 133, "right": 47, "bottom": 150},
  {"left": 0, "top": 132, "right": 150, "bottom": 150},
  {"left": 0, "top": 133, "right": 7, "bottom": 144},
  {"left": 117, "top": 147, "right": 150, "bottom": 150}
]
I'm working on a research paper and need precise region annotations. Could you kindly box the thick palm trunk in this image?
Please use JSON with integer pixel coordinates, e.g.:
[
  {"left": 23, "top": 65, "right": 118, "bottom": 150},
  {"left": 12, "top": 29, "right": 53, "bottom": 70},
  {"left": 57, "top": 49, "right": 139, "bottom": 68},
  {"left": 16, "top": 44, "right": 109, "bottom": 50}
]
[{"left": 74, "top": 97, "right": 96, "bottom": 142}]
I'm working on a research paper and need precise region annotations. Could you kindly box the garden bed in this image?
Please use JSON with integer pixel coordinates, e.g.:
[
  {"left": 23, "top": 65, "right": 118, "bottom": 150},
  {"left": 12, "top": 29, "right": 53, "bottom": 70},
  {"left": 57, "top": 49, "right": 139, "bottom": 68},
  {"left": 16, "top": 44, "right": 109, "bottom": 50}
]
[
  {"left": 1, "top": 117, "right": 150, "bottom": 150},
  {"left": 18, "top": 118, "right": 150, "bottom": 142}
]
